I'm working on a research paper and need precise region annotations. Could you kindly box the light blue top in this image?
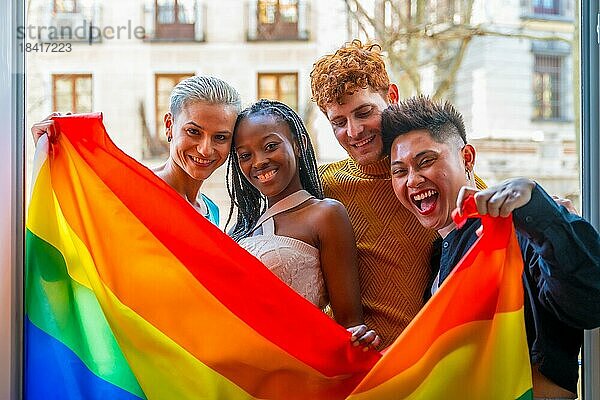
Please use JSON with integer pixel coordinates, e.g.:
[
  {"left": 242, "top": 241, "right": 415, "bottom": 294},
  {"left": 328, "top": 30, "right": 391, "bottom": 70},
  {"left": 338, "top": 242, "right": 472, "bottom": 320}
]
[{"left": 200, "top": 193, "right": 219, "bottom": 226}]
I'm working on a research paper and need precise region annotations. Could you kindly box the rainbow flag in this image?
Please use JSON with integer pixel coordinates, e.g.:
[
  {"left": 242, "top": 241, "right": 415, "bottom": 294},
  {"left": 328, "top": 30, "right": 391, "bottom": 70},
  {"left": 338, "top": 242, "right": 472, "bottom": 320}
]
[{"left": 25, "top": 114, "right": 532, "bottom": 399}]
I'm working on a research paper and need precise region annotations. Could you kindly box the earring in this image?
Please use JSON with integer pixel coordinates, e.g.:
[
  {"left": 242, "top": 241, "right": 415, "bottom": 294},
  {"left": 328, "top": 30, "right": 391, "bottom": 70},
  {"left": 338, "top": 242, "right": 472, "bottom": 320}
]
[
  {"left": 465, "top": 169, "right": 472, "bottom": 180},
  {"left": 167, "top": 136, "right": 172, "bottom": 143}
]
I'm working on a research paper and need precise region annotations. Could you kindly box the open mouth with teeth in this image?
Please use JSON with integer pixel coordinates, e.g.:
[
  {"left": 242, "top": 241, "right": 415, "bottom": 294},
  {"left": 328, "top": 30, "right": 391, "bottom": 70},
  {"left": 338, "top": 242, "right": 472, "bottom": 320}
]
[
  {"left": 256, "top": 169, "right": 278, "bottom": 183},
  {"left": 410, "top": 189, "right": 439, "bottom": 215},
  {"left": 188, "top": 155, "right": 213, "bottom": 166},
  {"left": 352, "top": 136, "right": 375, "bottom": 148}
]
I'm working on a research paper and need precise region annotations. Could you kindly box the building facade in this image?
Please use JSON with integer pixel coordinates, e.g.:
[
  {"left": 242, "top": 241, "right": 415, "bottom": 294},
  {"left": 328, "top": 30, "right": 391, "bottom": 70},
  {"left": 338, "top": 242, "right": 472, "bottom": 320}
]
[
  {"left": 455, "top": 0, "right": 578, "bottom": 200},
  {"left": 345, "top": 0, "right": 578, "bottom": 201},
  {"left": 25, "top": 0, "right": 351, "bottom": 221},
  {"left": 25, "top": 0, "right": 579, "bottom": 223}
]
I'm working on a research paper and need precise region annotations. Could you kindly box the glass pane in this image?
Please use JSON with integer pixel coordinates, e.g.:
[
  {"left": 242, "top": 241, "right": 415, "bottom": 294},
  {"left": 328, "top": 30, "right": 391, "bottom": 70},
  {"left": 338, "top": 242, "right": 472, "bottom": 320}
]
[
  {"left": 157, "top": 77, "right": 174, "bottom": 92},
  {"left": 258, "top": 0, "right": 277, "bottom": 24},
  {"left": 157, "top": 80, "right": 174, "bottom": 109},
  {"left": 280, "top": 93, "right": 297, "bottom": 110},
  {"left": 158, "top": 75, "right": 191, "bottom": 100},
  {"left": 279, "top": 0, "right": 298, "bottom": 23},
  {"left": 54, "top": 0, "right": 76, "bottom": 12},
  {"left": 279, "top": 74, "right": 297, "bottom": 109},
  {"left": 542, "top": 74, "right": 552, "bottom": 118},
  {"left": 178, "top": 0, "right": 195, "bottom": 24},
  {"left": 157, "top": 0, "right": 175, "bottom": 24},
  {"left": 549, "top": 72, "right": 560, "bottom": 118},
  {"left": 76, "top": 94, "right": 92, "bottom": 113},
  {"left": 157, "top": 96, "right": 170, "bottom": 110},
  {"left": 533, "top": 73, "right": 543, "bottom": 118},
  {"left": 258, "top": 75, "right": 278, "bottom": 99},
  {"left": 75, "top": 77, "right": 91, "bottom": 95},
  {"left": 533, "top": 0, "right": 560, "bottom": 15},
  {"left": 156, "top": 74, "right": 193, "bottom": 136},
  {"left": 54, "top": 78, "right": 72, "bottom": 96},
  {"left": 279, "top": 74, "right": 296, "bottom": 91},
  {"left": 54, "top": 78, "right": 73, "bottom": 111},
  {"left": 534, "top": 55, "right": 562, "bottom": 119},
  {"left": 55, "top": 93, "right": 72, "bottom": 112}
]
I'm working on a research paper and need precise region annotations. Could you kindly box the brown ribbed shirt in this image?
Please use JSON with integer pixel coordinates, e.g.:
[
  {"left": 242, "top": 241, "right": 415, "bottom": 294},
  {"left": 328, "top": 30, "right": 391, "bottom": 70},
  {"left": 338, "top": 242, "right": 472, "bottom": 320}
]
[{"left": 319, "top": 157, "right": 438, "bottom": 349}]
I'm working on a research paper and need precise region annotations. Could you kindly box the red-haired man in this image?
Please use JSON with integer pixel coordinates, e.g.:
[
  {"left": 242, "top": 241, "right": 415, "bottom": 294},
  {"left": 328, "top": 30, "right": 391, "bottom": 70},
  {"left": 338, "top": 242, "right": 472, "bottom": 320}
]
[{"left": 311, "top": 41, "right": 465, "bottom": 348}]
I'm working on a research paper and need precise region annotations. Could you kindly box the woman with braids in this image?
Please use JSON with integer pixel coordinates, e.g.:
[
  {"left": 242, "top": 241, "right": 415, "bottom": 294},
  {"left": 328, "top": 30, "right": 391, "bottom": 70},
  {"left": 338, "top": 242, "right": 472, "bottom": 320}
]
[
  {"left": 226, "top": 99, "right": 380, "bottom": 349},
  {"left": 31, "top": 75, "right": 242, "bottom": 225}
]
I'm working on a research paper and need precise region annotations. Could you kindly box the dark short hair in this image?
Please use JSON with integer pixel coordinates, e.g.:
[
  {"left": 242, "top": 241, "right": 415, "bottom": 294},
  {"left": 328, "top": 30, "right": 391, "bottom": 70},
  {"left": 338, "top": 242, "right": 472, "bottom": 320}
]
[{"left": 381, "top": 95, "right": 467, "bottom": 156}]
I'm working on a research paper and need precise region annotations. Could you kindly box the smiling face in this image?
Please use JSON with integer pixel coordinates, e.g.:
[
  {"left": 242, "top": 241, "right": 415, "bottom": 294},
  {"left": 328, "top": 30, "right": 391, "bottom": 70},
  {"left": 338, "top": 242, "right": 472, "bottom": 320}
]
[
  {"left": 165, "top": 101, "right": 238, "bottom": 182},
  {"left": 390, "top": 129, "right": 475, "bottom": 235},
  {"left": 324, "top": 88, "right": 390, "bottom": 166},
  {"left": 234, "top": 114, "right": 303, "bottom": 206}
]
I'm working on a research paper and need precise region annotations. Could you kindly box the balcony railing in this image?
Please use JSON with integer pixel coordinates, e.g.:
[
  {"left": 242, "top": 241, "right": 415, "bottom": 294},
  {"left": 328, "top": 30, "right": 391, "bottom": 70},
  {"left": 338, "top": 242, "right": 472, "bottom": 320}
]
[
  {"left": 143, "top": 0, "right": 206, "bottom": 42},
  {"left": 246, "top": 0, "right": 310, "bottom": 41},
  {"left": 41, "top": 3, "right": 103, "bottom": 43},
  {"left": 521, "top": 0, "right": 573, "bottom": 21}
]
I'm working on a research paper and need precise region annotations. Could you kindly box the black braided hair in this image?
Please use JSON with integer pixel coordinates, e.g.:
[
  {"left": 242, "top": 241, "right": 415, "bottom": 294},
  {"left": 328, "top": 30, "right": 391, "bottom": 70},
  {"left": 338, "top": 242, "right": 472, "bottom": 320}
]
[{"left": 226, "top": 99, "right": 324, "bottom": 241}]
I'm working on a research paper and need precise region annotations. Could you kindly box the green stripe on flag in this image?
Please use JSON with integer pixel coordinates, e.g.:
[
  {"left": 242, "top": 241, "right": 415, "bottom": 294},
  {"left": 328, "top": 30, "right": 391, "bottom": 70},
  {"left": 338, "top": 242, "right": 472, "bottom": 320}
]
[
  {"left": 26, "top": 229, "right": 146, "bottom": 399},
  {"left": 516, "top": 388, "right": 534, "bottom": 400}
]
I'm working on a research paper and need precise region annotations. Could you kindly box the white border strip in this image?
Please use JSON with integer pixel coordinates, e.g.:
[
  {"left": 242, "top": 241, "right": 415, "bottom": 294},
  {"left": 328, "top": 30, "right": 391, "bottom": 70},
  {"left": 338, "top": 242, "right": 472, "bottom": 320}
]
[{"left": 0, "top": 0, "right": 24, "bottom": 398}]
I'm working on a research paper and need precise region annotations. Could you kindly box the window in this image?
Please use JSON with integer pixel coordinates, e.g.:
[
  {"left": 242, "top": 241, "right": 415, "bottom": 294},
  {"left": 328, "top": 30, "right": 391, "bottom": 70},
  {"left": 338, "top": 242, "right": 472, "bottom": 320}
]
[
  {"left": 52, "top": 74, "right": 92, "bottom": 113},
  {"left": 258, "top": 0, "right": 298, "bottom": 24},
  {"left": 257, "top": 73, "right": 298, "bottom": 111},
  {"left": 278, "top": 0, "right": 299, "bottom": 23},
  {"left": 48, "top": 0, "right": 100, "bottom": 42},
  {"left": 54, "top": 0, "right": 77, "bottom": 13},
  {"left": 532, "top": 0, "right": 560, "bottom": 15},
  {"left": 154, "top": 73, "right": 194, "bottom": 139},
  {"left": 256, "top": 0, "right": 300, "bottom": 40},
  {"left": 145, "top": 73, "right": 193, "bottom": 158},
  {"left": 533, "top": 54, "right": 563, "bottom": 120},
  {"left": 155, "top": 0, "right": 196, "bottom": 40}
]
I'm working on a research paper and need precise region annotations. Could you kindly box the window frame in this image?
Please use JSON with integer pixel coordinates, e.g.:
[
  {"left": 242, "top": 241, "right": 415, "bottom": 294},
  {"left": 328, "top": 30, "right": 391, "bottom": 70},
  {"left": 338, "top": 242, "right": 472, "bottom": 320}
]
[
  {"left": 581, "top": 0, "right": 600, "bottom": 396},
  {"left": 51, "top": 73, "right": 93, "bottom": 114},
  {"left": 532, "top": 53, "right": 565, "bottom": 121},
  {"left": 154, "top": 72, "right": 194, "bottom": 137},
  {"left": 532, "top": 0, "right": 560, "bottom": 16},
  {"left": 1, "top": 0, "right": 25, "bottom": 398},
  {"left": 256, "top": 72, "right": 299, "bottom": 111},
  {"left": 53, "top": 0, "right": 78, "bottom": 13},
  {"left": 3, "top": 0, "right": 598, "bottom": 399},
  {"left": 256, "top": 0, "right": 300, "bottom": 40},
  {"left": 154, "top": 0, "right": 196, "bottom": 40}
]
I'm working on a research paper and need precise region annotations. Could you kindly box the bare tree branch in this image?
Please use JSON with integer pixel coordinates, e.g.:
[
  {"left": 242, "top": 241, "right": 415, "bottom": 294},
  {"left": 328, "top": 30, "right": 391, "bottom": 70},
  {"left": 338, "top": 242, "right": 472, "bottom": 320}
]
[
  {"left": 473, "top": 28, "right": 572, "bottom": 44},
  {"left": 433, "top": 35, "right": 471, "bottom": 99},
  {"left": 343, "top": 0, "right": 373, "bottom": 40},
  {"left": 345, "top": 0, "right": 573, "bottom": 97}
]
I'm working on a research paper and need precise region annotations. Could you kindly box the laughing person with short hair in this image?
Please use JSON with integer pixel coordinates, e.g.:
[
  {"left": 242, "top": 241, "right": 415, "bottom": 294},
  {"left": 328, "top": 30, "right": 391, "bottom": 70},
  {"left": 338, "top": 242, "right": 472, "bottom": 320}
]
[{"left": 381, "top": 95, "right": 600, "bottom": 399}]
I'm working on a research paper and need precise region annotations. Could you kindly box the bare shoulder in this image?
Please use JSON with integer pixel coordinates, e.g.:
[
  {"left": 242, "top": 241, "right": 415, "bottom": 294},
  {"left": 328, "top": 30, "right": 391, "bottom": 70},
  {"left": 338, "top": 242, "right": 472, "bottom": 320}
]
[
  {"left": 305, "top": 198, "right": 354, "bottom": 246},
  {"left": 306, "top": 198, "right": 350, "bottom": 225}
]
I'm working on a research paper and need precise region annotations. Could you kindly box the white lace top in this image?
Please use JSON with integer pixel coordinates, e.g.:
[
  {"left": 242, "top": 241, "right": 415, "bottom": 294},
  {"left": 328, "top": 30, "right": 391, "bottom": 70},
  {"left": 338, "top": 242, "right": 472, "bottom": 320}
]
[{"left": 238, "top": 191, "right": 328, "bottom": 309}]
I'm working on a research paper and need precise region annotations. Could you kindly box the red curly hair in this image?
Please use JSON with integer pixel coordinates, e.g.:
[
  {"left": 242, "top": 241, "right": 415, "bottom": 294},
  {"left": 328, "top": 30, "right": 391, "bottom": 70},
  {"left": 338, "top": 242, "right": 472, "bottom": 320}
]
[{"left": 310, "top": 40, "right": 390, "bottom": 110}]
